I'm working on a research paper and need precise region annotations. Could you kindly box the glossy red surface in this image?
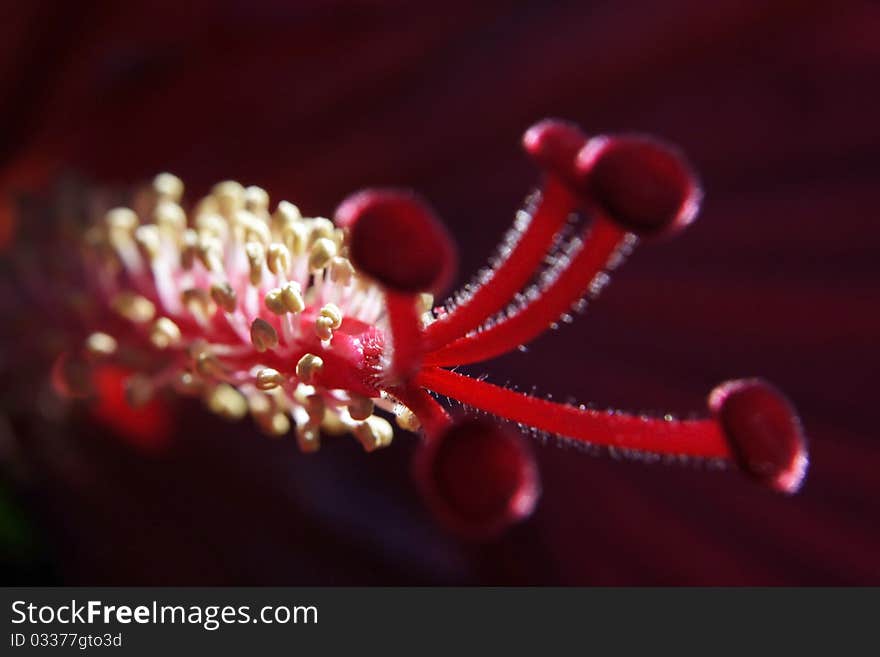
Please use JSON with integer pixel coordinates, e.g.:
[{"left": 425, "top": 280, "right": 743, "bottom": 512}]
[
  {"left": 337, "top": 189, "right": 456, "bottom": 294},
  {"left": 577, "top": 135, "right": 701, "bottom": 236},
  {"left": 521, "top": 118, "right": 588, "bottom": 187},
  {"left": 710, "top": 379, "right": 807, "bottom": 493},
  {"left": 414, "top": 417, "right": 539, "bottom": 539}
]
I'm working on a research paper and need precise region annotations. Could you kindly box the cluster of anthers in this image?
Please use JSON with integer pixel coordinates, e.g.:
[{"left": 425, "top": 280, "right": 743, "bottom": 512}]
[{"left": 61, "top": 119, "right": 808, "bottom": 537}]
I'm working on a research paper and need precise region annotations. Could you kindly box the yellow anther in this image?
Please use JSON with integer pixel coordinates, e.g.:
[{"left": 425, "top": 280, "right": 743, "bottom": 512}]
[
  {"left": 296, "top": 424, "right": 321, "bottom": 453},
  {"left": 85, "top": 332, "right": 117, "bottom": 357},
  {"left": 152, "top": 172, "right": 184, "bottom": 202},
  {"left": 280, "top": 281, "right": 305, "bottom": 313},
  {"left": 354, "top": 416, "right": 394, "bottom": 452},
  {"left": 256, "top": 367, "right": 285, "bottom": 391},
  {"left": 266, "top": 242, "right": 291, "bottom": 275},
  {"left": 395, "top": 407, "right": 421, "bottom": 432},
  {"left": 262, "top": 412, "right": 291, "bottom": 437},
  {"left": 150, "top": 317, "right": 182, "bottom": 349},
  {"left": 112, "top": 292, "right": 155, "bottom": 323},
  {"left": 295, "top": 353, "right": 323, "bottom": 385},
  {"left": 197, "top": 236, "right": 225, "bottom": 272},
  {"left": 134, "top": 224, "right": 161, "bottom": 261},
  {"left": 250, "top": 318, "right": 278, "bottom": 352},
  {"left": 329, "top": 256, "right": 355, "bottom": 285},
  {"left": 212, "top": 180, "right": 245, "bottom": 218},
  {"left": 248, "top": 392, "right": 272, "bottom": 416},
  {"left": 195, "top": 212, "right": 228, "bottom": 240},
  {"left": 347, "top": 394, "right": 374, "bottom": 422},
  {"left": 264, "top": 288, "right": 287, "bottom": 315},
  {"left": 315, "top": 316, "right": 334, "bottom": 341},
  {"left": 315, "top": 303, "right": 343, "bottom": 340},
  {"left": 181, "top": 229, "right": 199, "bottom": 269},
  {"left": 182, "top": 288, "right": 217, "bottom": 321},
  {"left": 418, "top": 293, "right": 434, "bottom": 315},
  {"left": 281, "top": 221, "right": 309, "bottom": 255},
  {"left": 245, "top": 241, "right": 265, "bottom": 285},
  {"left": 308, "top": 217, "right": 336, "bottom": 246},
  {"left": 154, "top": 200, "right": 187, "bottom": 234},
  {"left": 244, "top": 185, "right": 270, "bottom": 215},
  {"left": 272, "top": 201, "right": 301, "bottom": 232},
  {"left": 319, "top": 303, "right": 343, "bottom": 328},
  {"left": 292, "top": 382, "right": 316, "bottom": 406},
  {"left": 308, "top": 237, "right": 337, "bottom": 271},
  {"left": 206, "top": 383, "right": 248, "bottom": 421},
  {"left": 105, "top": 207, "right": 139, "bottom": 234},
  {"left": 241, "top": 211, "right": 271, "bottom": 245},
  {"left": 321, "top": 409, "right": 349, "bottom": 436},
  {"left": 210, "top": 281, "right": 238, "bottom": 312},
  {"left": 193, "top": 195, "right": 219, "bottom": 220}
]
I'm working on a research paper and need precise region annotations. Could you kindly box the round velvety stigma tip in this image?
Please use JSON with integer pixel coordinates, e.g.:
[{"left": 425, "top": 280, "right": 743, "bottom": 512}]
[
  {"left": 522, "top": 118, "right": 588, "bottom": 184},
  {"left": 576, "top": 135, "right": 702, "bottom": 236},
  {"left": 414, "top": 417, "right": 540, "bottom": 539},
  {"left": 335, "top": 189, "right": 457, "bottom": 295},
  {"left": 709, "top": 379, "right": 808, "bottom": 494}
]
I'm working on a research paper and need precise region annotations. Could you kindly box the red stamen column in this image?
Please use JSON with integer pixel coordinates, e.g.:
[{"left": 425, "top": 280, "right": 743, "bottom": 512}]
[
  {"left": 427, "top": 133, "right": 703, "bottom": 367},
  {"left": 419, "top": 367, "right": 731, "bottom": 458},
  {"left": 422, "top": 120, "right": 588, "bottom": 352},
  {"left": 335, "top": 189, "right": 456, "bottom": 382}
]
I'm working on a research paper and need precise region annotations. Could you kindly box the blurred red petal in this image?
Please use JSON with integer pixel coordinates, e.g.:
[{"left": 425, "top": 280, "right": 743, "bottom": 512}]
[{"left": 90, "top": 364, "right": 172, "bottom": 451}]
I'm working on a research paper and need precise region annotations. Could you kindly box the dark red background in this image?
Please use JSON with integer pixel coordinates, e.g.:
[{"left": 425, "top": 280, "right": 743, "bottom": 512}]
[{"left": 1, "top": 0, "right": 877, "bottom": 584}]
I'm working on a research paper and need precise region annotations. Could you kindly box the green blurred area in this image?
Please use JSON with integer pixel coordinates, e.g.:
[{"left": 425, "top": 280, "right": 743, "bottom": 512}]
[{"left": 0, "top": 480, "right": 57, "bottom": 583}]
